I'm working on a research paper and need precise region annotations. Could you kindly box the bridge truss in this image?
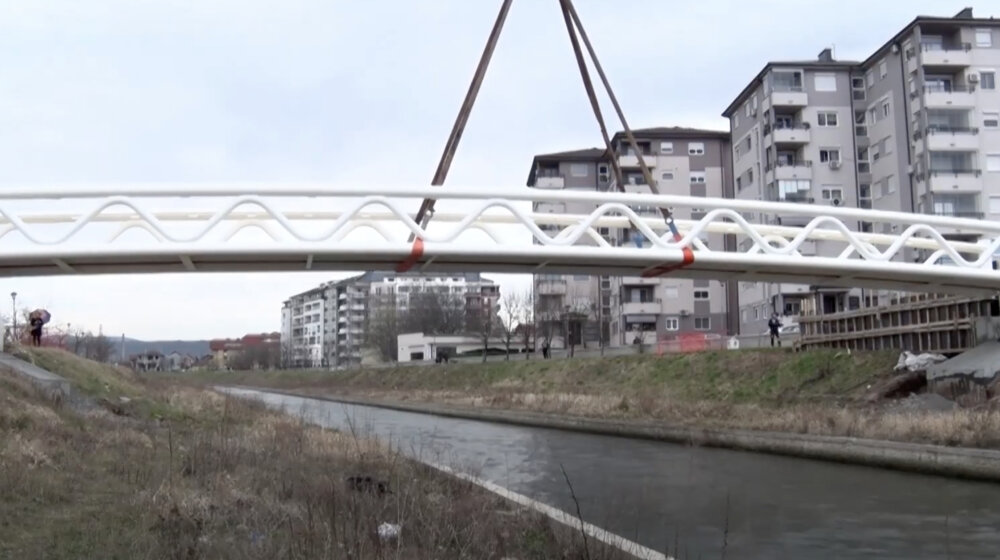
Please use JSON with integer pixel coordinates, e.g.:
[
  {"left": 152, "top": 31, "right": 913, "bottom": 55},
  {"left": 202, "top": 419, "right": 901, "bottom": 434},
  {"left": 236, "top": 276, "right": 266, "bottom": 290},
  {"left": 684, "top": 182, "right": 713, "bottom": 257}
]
[{"left": 0, "top": 185, "right": 998, "bottom": 296}]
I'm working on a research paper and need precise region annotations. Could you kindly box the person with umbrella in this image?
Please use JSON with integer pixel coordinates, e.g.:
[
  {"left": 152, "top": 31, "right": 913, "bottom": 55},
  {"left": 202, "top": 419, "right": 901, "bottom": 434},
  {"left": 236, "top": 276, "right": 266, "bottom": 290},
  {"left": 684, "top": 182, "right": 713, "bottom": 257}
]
[{"left": 28, "top": 309, "right": 50, "bottom": 347}]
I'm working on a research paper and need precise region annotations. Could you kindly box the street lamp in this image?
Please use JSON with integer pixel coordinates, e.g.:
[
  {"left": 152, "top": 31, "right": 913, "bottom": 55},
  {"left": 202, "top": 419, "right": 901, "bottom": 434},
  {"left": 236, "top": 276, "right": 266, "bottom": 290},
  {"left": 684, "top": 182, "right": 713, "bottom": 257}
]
[{"left": 10, "top": 292, "right": 17, "bottom": 341}]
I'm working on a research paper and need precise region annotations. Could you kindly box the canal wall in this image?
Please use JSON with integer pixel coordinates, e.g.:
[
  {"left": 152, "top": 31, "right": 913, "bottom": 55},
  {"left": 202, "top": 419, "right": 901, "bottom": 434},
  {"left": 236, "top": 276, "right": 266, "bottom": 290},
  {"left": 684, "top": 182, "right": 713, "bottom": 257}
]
[{"left": 248, "top": 388, "right": 1000, "bottom": 483}]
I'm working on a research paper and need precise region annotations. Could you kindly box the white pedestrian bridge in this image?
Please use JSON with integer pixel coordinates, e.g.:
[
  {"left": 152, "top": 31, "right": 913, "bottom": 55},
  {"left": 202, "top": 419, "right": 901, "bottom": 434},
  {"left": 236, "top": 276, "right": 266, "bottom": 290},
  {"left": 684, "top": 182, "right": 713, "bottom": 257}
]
[{"left": 0, "top": 184, "right": 997, "bottom": 295}]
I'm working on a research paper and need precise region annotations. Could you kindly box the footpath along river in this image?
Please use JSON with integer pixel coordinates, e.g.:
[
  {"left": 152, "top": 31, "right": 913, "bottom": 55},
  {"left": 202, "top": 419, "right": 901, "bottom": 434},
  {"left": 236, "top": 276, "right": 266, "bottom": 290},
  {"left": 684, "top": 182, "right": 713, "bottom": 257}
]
[{"left": 222, "top": 387, "right": 1000, "bottom": 560}]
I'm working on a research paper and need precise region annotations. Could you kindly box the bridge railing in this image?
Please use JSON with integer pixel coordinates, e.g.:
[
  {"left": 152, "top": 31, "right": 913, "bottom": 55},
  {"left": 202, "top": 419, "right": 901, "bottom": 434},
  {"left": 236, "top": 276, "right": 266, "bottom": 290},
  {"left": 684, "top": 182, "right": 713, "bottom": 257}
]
[{"left": 0, "top": 185, "right": 997, "bottom": 292}]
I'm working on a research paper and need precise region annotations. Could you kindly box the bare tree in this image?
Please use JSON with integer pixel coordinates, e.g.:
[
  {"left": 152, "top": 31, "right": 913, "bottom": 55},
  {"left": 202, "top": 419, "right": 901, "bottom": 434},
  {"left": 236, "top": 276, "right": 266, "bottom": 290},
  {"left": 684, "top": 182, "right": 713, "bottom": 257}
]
[
  {"left": 403, "top": 288, "right": 465, "bottom": 335},
  {"left": 468, "top": 298, "right": 499, "bottom": 363},
  {"left": 78, "top": 331, "right": 114, "bottom": 362},
  {"left": 366, "top": 304, "right": 401, "bottom": 363},
  {"left": 498, "top": 292, "right": 520, "bottom": 360},
  {"left": 507, "top": 290, "right": 534, "bottom": 360},
  {"left": 229, "top": 343, "right": 281, "bottom": 370}
]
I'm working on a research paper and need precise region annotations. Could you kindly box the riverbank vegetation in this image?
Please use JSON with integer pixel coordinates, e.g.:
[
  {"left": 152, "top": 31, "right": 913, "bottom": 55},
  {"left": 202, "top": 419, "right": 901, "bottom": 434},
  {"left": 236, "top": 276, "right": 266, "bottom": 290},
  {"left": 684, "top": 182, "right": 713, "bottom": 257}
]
[
  {"left": 190, "top": 349, "right": 1000, "bottom": 449},
  {"left": 1, "top": 347, "right": 631, "bottom": 559}
]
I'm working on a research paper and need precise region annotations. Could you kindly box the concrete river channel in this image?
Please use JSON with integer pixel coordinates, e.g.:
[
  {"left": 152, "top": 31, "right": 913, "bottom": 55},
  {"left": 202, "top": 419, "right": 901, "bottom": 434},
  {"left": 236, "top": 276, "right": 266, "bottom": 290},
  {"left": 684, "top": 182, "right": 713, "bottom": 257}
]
[{"left": 221, "top": 387, "right": 1000, "bottom": 560}]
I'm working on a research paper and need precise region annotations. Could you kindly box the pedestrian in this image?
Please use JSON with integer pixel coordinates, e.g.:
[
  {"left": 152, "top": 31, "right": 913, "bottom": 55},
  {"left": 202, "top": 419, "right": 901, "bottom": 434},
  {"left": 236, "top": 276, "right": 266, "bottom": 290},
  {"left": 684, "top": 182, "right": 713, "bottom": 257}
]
[
  {"left": 768, "top": 313, "right": 783, "bottom": 348},
  {"left": 542, "top": 340, "right": 550, "bottom": 359},
  {"left": 29, "top": 316, "right": 43, "bottom": 347}
]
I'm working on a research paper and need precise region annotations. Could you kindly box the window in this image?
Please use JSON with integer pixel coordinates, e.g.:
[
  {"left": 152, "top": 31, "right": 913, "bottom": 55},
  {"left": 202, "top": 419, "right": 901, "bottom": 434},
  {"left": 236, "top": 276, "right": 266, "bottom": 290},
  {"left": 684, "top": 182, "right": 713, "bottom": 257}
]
[
  {"left": 866, "top": 71, "right": 874, "bottom": 87},
  {"left": 886, "top": 175, "right": 897, "bottom": 194},
  {"left": 977, "top": 29, "right": 993, "bottom": 48},
  {"left": 868, "top": 107, "right": 877, "bottom": 124},
  {"left": 694, "top": 317, "right": 711, "bottom": 331},
  {"left": 990, "top": 196, "right": 1000, "bottom": 214},
  {"left": 688, "top": 142, "right": 705, "bottom": 155},
  {"left": 664, "top": 317, "right": 679, "bottom": 331},
  {"left": 745, "top": 103, "right": 751, "bottom": 117},
  {"left": 984, "top": 112, "right": 1000, "bottom": 128},
  {"left": 819, "top": 149, "right": 841, "bottom": 163},
  {"left": 733, "top": 114, "right": 740, "bottom": 128},
  {"left": 871, "top": 144, "right": 880, "bottom": 161},
  {"left": 814, "top": 73, "right": 837, "bottom": 91},
  {"left": 663, "top": 286, "right": 679, "bottom": 299},
  {"left": 661, "top": 171, "right": 674, "bottom": 180},
  {"left": 851, "top": 77, "right": 865, "bottom": 89},
  {"left": 981, "top": 71, "right": 996, "bottom": 90},
  {"left": 660, "top": 142, "right": 674, "bottom": 154},
  {"left": 689, "top": 171, "right": 706, "bottom": 183},
  {"left": 988, "top": 154, "right": 1000, "bottom": 172},
  {"left": 694, "top": 290, "right": 710, "bottom": 300},
  {"left": 882, "top": 100, "right": 890, "bottom": 117},
  {"left": 817, "top": 111, "right": 838, "bottom": 126},
  {"left": 879, "top": 60, "right": 888, "bottom": 79},
  {"left": 569, "top": 163, "right": 588, "bottom": 177},
  {"left": 821, "top": 187, "right": 844, "bottom": 201}
]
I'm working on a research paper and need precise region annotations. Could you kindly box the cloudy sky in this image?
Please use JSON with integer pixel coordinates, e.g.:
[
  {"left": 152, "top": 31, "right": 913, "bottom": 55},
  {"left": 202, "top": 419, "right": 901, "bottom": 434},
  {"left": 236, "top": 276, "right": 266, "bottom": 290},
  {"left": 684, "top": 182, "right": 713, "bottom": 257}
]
[{"left": 0, "top": 0, "right": 979, "bottom": 340}]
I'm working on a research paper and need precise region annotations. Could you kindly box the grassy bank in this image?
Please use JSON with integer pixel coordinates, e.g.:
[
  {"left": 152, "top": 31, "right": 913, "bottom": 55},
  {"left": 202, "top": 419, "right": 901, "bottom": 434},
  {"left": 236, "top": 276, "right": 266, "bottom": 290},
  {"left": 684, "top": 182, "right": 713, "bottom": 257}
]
[
  {"left": 1, "top": 347, "right": 631, "bottom": 559},
  {"left": 186, "top": 349, "right": 1000, "bottom": 449}
]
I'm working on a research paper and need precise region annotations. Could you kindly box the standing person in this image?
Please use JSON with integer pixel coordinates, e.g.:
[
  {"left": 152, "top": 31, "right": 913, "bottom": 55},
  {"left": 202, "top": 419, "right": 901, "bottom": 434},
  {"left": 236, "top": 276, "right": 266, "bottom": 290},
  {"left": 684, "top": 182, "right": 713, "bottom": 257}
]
[
  {"left": 768, "top": 313, "right": 783, "bottom": 348},
  {"left": 29, "top": 316, "right": 43, "bottom": 347}
]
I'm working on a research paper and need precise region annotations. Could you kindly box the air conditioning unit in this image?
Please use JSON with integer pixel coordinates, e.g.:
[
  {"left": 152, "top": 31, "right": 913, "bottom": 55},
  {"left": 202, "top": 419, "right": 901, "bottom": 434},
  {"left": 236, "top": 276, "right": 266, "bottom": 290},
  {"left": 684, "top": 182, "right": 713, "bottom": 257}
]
[
  {"left": 598, "top": 173, "right": 609, "bottom": 183},
  {"left": 680, "top": 310, "right": 690, "bottom": 317},
  {"left": 829, "top": 160, "right": 842, "bottom": 170},
  {"left": 832, "top": 198, "right": 842, "bottom": 207},
  {"left": 969, "top": 73, "right": 980, "bottom": 83}
]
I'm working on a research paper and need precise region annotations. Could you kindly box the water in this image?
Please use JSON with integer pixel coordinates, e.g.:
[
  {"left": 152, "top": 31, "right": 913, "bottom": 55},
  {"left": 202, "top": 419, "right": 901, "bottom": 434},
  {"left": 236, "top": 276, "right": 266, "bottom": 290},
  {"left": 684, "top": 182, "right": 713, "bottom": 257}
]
[{"left": 222, "top": 387, "right": 1000, "bottom": 559}]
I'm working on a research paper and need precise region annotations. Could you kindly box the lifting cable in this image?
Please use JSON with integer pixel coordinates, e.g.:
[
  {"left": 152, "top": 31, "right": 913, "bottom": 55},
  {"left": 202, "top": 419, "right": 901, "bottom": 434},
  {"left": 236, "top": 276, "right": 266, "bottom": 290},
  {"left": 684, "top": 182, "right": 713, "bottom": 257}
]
[
  {"left": 409, "top": 0, "right": 514, "bottom": 245},
  {"left": 406, "top": 0, "right": 688, "bottom": 274}
]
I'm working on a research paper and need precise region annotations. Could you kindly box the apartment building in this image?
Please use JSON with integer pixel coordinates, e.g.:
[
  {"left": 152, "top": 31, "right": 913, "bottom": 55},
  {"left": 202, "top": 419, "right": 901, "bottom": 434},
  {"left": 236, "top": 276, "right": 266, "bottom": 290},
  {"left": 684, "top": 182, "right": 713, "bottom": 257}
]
[
  {"left": 723, "top": 7, "right": 1000, "bottom": 335},
  {"left": 526, "top": 127, "right": 736, "bottom": 347},
  {"left": 281, "top": 272, "right": 499, "bottom": 368},
  {"left": 723, "top": 48, "right": 863, "bottom": 334}
]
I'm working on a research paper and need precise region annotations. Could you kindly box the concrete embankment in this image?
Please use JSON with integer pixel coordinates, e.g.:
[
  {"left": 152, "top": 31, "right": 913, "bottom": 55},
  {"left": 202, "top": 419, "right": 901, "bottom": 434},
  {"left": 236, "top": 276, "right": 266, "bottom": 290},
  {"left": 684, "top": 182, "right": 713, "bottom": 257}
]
[{"left": 247, "top": 387, "right": 1000, "bottom": 482}]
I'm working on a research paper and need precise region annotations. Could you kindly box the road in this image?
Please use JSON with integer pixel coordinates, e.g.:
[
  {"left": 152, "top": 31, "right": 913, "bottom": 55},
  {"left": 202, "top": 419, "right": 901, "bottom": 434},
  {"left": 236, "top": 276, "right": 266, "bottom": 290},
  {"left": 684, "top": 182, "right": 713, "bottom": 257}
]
[{"left": 223, "top": 387, "right": 1000, "bottom": 559}]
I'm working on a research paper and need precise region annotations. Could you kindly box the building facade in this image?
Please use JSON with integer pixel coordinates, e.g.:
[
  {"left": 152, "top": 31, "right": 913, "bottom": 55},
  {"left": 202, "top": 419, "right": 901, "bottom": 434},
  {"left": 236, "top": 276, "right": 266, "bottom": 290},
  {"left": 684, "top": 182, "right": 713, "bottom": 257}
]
[
  {"left": 723, "top": 7, "right": 1000, "bottom": 335},
  {"left": 526, "top": 127, "right": 736, "bottom": 347},
  {"left": 281, "top": 272, "right": 499, "bottom": 368}
]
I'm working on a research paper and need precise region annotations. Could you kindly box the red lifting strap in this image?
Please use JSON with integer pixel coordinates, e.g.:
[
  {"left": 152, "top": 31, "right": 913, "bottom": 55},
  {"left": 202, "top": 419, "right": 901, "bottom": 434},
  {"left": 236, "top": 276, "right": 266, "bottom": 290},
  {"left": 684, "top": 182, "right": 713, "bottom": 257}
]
[{"left": 396, "top": 238, "right": 425, "bottom": 273}]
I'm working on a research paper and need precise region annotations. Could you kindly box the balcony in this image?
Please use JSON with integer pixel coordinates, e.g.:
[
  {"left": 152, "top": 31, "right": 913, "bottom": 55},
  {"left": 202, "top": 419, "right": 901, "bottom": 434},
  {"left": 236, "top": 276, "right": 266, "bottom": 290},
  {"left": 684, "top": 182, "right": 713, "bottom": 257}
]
[
  {"left": 766, "top": 160, "right": 812, "bottom": 181},
  {"left": 535, "top": 175, "right": 565, "bottom": 189},
  {"left": 618, "top": 154, "right": 656, "bottom": 168},
  {"left": 923, "top": 85, "right": 977, "bottom": 108},
  {"left": 769, "top": 89, "right": 808, "bottom": 108},
  {"left": 537, "top": 281, "right": 567, "bottom": 295},
  {"left": 926, "top": 169, "right": 982, "bottom": 192},
  {"left": 623, "top": 300, "right": 662, "bottom": 315},
  {"left": 924, "top": 127, "right": 979, "bottom": 151},
  {"left": 769, "top": 124, "right": 811, "bottom": 146},
  {"left": 920, "top": 43, "right": 972, "bottom": 68},
  {"left": 621, "top": 276, "right": 661, "bottom": 286}
]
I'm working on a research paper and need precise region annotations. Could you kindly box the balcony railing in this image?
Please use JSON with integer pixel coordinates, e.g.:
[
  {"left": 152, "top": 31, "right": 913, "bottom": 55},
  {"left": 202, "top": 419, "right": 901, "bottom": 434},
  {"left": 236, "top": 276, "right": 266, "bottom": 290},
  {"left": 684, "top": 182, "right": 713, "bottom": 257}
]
[
  {"left": 928, "top": 210, "right": 983, "bottom": 219},
  {"left": 923, "top": 84, "right": 976, "bottom": 94},
  {"left": 926, "top": 126, "right": 979, "bottom": 135},
  {"left": 763, "top": 122, "right": 810, "bottom": 136},
  {"left": 765, "top": 160, "right": 812, "bottom": 172},
  {"left": 920, "top": 42, "right": 972, "bottom": 52},
  {"left": 929, "top": 168, "right": 981, "bottom": 176},
  {"left": 536, "top": 169, "right": 562, "bottom": 178},
  {"left": 779, "top": 193, "right": 815, "bottom": 203},
  {"left": 772, "top": 84, "right": 804, "bottom": 92}
]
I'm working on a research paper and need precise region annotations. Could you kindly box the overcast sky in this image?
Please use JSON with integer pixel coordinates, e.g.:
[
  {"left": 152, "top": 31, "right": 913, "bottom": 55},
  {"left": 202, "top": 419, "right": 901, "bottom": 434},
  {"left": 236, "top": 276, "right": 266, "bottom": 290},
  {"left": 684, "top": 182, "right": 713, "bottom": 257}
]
[{"left": 0, "top": 0, "right": 981, "bottom": 340}]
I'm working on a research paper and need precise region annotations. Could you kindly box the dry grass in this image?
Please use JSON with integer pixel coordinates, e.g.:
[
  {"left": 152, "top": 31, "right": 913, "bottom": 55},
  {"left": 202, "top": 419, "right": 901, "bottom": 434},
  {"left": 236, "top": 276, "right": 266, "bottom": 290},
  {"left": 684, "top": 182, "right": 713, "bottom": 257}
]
[
  {"left": 0, "top": 348, "right": 633, "bottom": 559},
  {"left": 179, "top": 347, "right": 1000, "bottom": 450}
]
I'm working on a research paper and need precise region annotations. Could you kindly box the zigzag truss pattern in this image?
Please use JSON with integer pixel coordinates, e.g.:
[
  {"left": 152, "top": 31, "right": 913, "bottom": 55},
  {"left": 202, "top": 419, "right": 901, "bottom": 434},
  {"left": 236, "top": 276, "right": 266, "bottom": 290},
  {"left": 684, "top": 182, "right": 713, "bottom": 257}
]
[{"left": 0, "top": 186, "right": 997, "bottom": 294}]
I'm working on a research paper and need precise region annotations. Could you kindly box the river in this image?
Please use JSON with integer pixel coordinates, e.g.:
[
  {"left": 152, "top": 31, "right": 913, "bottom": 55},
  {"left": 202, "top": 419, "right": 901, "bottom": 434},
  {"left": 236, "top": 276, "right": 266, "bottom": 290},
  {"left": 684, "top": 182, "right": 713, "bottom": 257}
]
[{"left": 222, "top": 387, "right": 1000, "bottom": 560}]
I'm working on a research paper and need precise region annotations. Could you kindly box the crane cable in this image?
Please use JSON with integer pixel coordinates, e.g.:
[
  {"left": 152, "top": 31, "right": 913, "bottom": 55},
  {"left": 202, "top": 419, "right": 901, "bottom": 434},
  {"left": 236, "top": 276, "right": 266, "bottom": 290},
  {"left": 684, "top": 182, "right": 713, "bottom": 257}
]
[
  {"left": 408, "top": 0, "right": 682, "bottom": 257},
  {"left": 409, "top": 0, "right": 514, "bottom": 243}
]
